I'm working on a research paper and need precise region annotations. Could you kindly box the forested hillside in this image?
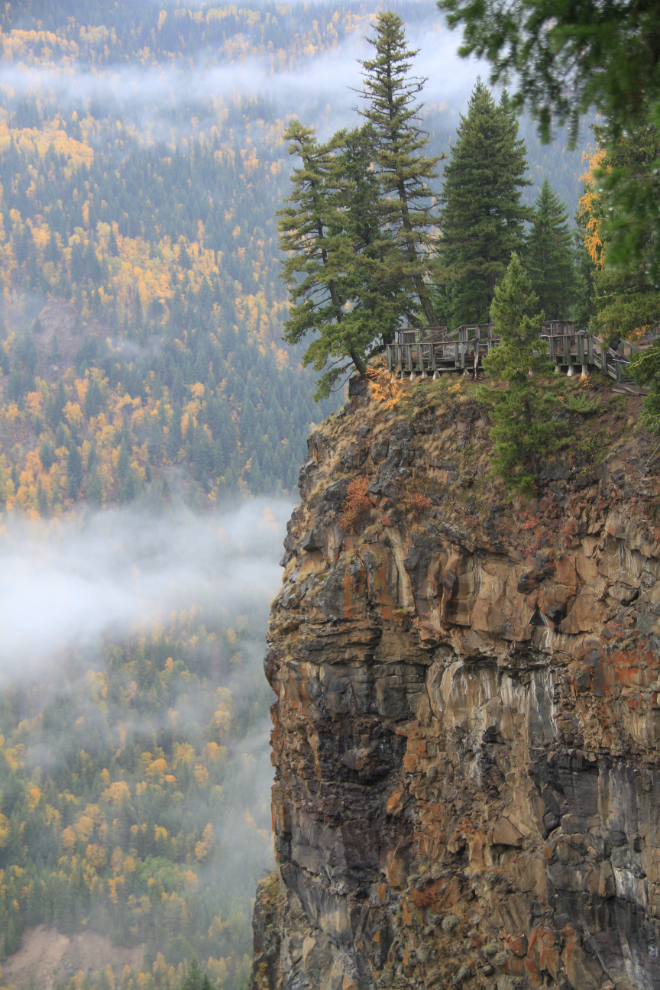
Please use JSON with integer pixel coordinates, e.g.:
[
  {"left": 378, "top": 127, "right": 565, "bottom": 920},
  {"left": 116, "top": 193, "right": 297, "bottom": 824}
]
[
  {"left": 0, "top": 93, "right": 338, "bottom": 510},
  {"left": 0, "top": 3, "right": 590, "bottom": 989}
]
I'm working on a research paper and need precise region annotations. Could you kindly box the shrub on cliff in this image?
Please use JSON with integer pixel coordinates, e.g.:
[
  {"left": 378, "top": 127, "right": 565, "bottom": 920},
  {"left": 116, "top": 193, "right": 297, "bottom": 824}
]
[
  {"left": 340, "top": 476, "right": 372, "bottom": 531},
  {"left": 478, "top": 254, "right": 564, "bottom": 489}
]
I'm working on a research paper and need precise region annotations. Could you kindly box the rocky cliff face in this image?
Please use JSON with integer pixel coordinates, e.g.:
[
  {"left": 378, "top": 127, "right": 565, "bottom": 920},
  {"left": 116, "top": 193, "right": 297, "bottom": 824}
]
[{"left": 251, "top": 375, "right": 660, "bottom": 990}]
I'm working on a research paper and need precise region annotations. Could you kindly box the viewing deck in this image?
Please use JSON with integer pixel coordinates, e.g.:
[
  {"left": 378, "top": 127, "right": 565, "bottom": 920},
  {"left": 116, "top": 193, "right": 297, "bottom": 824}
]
[{"left": 386, "top": 322, "right": 643, "bottom": 385}]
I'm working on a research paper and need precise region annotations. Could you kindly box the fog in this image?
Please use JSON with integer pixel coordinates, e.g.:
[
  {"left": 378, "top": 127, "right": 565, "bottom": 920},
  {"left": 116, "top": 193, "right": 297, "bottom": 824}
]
[
  {"left": 0, "top": 11, "right": 483, "bottom": 136},
  {"left": 0, "top": 499, "right": 291, "bottom": 681}
]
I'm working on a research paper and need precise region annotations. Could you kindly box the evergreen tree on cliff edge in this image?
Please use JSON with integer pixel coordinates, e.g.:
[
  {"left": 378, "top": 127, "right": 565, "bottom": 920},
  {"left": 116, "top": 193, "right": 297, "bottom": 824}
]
[
  {"left": 478, "top": 253, "right": 561, "bottom": 489},
  {"left": 358, "top": 11, "right": 444, "bottom": 328},
  {"left": 278, "top": 14, "right": 442, "bottom": 398},
  {"left": 525, "top": 178, "right": 578, "bottom": 321},
  {"left": 436, "top": 82, "right": 532, "bottom": 327}
]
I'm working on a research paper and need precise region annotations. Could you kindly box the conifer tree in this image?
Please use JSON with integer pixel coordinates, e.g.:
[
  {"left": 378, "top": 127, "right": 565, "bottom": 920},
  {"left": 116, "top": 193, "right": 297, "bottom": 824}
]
[
  {"left": 525, "top": 179, "right": 577, "bottom": 320},
  {"left": 278, "top": 122, "right": 380, "bottom": 398},
  {"left": 337, "top": 125, "right": 409, "bottom": 341},
  {"left": 358, "top": 11, "right": 442, "bottom": 327},
  {"left": 578, "top": 120, "right": 660, "bottom": 341},
  {"left": 87, "top": 469, "right": 103, "bottom": 507},
  {"left": 67, "top": 440, "right": 83, "bottom": 499},
  {"left": 478, "top": 254, "right": 561, "bottom": 489},
  {"left": 437, "top": 82, "right": 532, "bottom": 326}
]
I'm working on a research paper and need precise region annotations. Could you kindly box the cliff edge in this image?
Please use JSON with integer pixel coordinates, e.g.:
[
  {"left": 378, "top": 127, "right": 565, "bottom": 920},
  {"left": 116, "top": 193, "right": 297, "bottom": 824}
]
[{"left": 251, "top": 372, "right": 660, "bottom": 990}]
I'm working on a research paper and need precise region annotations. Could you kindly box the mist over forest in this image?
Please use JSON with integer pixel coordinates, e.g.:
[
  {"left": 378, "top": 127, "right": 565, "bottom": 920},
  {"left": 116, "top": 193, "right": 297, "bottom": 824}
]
[{"left": 0, "top": 1, "right": 589, "bottom": 988}]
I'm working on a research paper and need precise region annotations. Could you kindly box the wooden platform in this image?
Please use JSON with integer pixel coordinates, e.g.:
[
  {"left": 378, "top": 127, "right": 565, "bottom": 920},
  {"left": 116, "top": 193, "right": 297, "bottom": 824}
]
[{"left": 385, "top": 323, "right": 641, "bottom": 385}]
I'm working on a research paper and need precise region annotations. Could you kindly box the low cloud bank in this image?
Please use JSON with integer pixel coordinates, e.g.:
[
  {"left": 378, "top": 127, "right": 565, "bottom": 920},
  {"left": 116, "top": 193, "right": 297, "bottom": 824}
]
[
  {"left": 0, "top": 499, "right": 291, "bottom": 682},
  {"left": 0, "top": 12, "right": 482, "bottom": 134}
]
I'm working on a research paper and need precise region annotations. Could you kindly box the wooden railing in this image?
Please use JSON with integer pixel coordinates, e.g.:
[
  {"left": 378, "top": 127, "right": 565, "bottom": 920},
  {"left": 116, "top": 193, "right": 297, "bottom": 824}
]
[{"left": 386, "top": 325, "right": 643, "bottom": 384}]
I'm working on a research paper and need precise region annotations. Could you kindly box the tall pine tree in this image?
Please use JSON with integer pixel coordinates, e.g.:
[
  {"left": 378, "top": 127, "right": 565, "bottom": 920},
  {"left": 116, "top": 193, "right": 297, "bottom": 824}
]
[
  {"left": 437, "top": 82, "right": 532, "bottom": 326},
  {"left": 478, "top": 254, "right": 561, "bottom": 489},
  {"left": 277, "top": 121, "right": 370, "bottom": 398},
  {"left": 358, "top": 11, "right": 442, "bottom": 327},
  {"left": 278, "top": 120, "right": 407, "bottom": 397},
  {"left": 525, "top": 179, "right": 577, "bottom": 320}
]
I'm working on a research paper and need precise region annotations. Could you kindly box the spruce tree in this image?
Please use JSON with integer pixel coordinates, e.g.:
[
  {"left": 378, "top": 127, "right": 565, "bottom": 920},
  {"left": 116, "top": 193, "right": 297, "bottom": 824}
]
[
  {"left": 336, "top": 125, "right": 409, "bottom": 343},
  {"left": 87, "top": 469, "right": 103, "bottom": 507},
  {"left": 278, "top": 122, "right": 392, "bottom": 397},
  {"left": 525, "top": 179, "right": 577, "bottom": 320},
  {"left": 478, "top": 254, "right": 562, "bottom": 489},
  {"left": 67, "top": 441, "right": 83, "bottom": 499},
  {"left": 278, "top": 122, "right": 362, "bottom": 398},
  {"left": 437, "top": 82, "right": 532, "bottom": 326},
  {"left": 358, "top": 11, "right": 442, "bottom": 327}
]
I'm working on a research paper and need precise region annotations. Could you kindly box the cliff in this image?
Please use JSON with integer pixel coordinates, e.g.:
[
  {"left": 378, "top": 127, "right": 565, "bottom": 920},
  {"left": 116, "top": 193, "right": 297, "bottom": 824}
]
[{"left": 251, "top": 371, "right": 660, "bottom": 990}]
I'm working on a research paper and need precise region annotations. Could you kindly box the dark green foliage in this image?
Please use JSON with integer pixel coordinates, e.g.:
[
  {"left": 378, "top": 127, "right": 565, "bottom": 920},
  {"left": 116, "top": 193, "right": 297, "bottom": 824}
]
[
  {"left": 594, "top": 109, "right": 660, "bottom": 293},
  {"left": 84, "top": 378, "right": 104, "bottom": 419},
  {"left": 525, "top": 179, "right": 578, "bottom": 319},
  {"left": 358, "top": 11, "right": 442, "bottom": 326},
  {"left": 278, "top": 122, "right": 370, "bottom": 397},
  {"left": 437, "top": 0, "right": 660, "bottom": 143},
  {"left": 67, "top": 442, "right": 83, "bottom": 498},
  {"left": 436, "top": 83, "right": 532, "bottom": 326},
  {"left": 39, "top": 439, "right": 55, "bottom": 470},
  {"left": 37, "top": 479, "right": 49, "bottom": 515},
  {"left": 479, "top": 254, "right": 563, "bottom": 489},
  {"left": 166, "top": 407, "right": 183, "bottom": 461},
  {"left": 180, "top": 959, "right": 213, "bottom": 990},
  {"left": 279, "top": 13, "right": 441, "bottom": 397},
  {"left": 87, "top": 468, "right": 103, "bottom": 506},
  {"left": 631, "top": 340, "right": 660, "bottom": 432}
]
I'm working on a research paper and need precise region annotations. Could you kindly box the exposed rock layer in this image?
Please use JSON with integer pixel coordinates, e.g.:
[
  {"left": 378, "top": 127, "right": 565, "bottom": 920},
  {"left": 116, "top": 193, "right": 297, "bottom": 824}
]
[{"left": 252, "top": 380, "right": 660, "bottom": 990}]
